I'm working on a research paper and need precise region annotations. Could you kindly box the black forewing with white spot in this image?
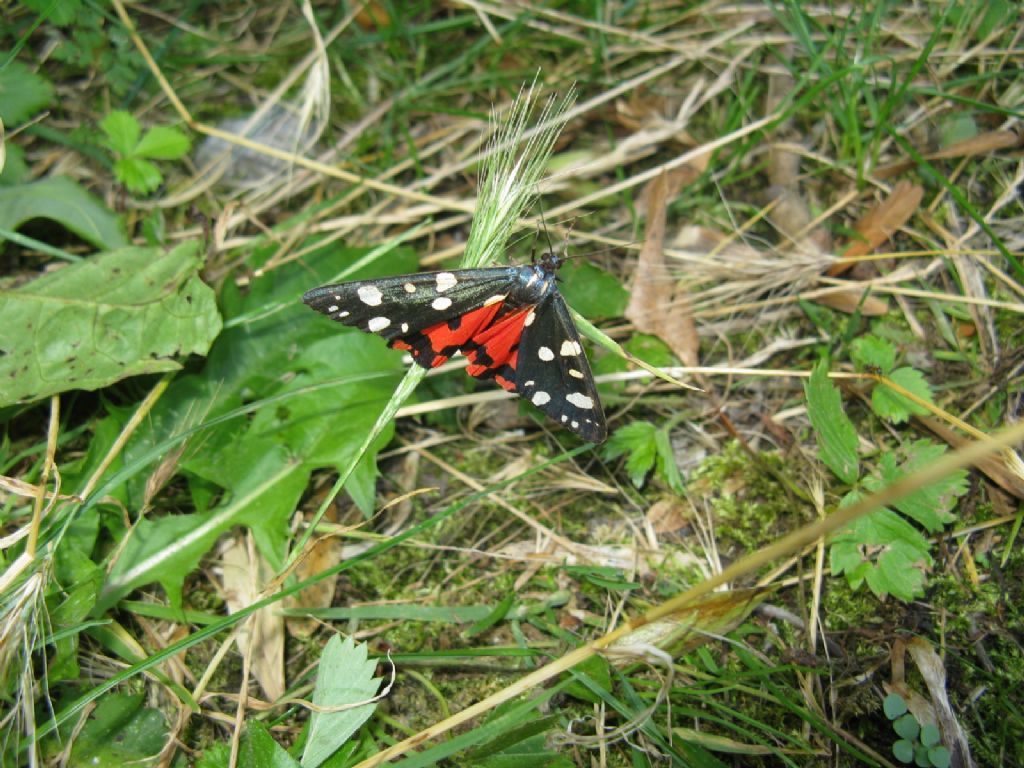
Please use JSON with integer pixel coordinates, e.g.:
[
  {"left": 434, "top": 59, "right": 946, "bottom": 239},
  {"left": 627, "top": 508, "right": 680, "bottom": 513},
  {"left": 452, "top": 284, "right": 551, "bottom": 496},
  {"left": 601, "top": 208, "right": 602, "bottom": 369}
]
[
  {"left": 514, "top": 293, "right": 606, "bottom": 443},
  {"left": 302, "top": 268, "right": 518, "bottom": 342}
]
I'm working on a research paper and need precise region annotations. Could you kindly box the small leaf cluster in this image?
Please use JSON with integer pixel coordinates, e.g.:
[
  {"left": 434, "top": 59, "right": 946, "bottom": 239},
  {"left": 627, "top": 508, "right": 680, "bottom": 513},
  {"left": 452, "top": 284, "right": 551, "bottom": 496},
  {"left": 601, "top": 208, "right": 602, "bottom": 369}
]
[
  {"left": 100, "top": 110, "right": 191, "bottom": 196},
  {"left": 805, "top": 341, "right": 968, "bottom": 602},
  {"left": 602, "top": 421, "right": 685, "bottom": 493},
  {"left": 884, "top": 694, "right": 951, "bottom": 767}
]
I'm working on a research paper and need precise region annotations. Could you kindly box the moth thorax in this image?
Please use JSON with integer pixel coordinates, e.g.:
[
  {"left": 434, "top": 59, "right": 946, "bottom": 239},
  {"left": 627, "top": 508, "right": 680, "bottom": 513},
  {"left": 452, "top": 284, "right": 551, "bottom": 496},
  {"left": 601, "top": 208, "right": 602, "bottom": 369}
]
[{"left": 510, "top": 264, "right": 555, "bottom": 305}]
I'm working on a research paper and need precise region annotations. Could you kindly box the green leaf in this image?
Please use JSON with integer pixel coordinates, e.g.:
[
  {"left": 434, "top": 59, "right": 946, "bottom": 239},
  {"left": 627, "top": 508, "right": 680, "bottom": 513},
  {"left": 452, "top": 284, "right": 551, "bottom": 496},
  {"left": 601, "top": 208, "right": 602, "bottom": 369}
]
[
  {"left": 101, "top": 245, "right": 415, "bottom": 607},
  {"left": 872, "top": 367, "right": 933, "bottom": 424},
  {"left": 805, "top": 361, "right": 859, "bottom": 483},
  {"left": 850, "top": 335, "right": 895, "bottom": 373},
  {"left": 893, "top": 739, "right": 914, "bottom": 763},
  {"left": 20, "top": 0, "right": 83, "bottom": 26},
  {"left": 114, "top": 156, "right": 164, "bottom": 195},
  {"left": 884, "top": 693, "right": 909, "bottom": 720},
  {"left": 301, "top": 636, "right": 382, "bottom": 768},
  {"left": 603, "top": 422, "right": 658, "bottom": 488},
  {"left": 241, "top": 720, "right": 301, "bottom": 768},
  {"left": 100, "top": 110, "right": 141, "bottom": 155},
  {"left": 894, "top": 714, "right": 920, "bottom": 741},
  {"left": 0, "top": 242, "right": 221, "bottom": 407},
  {"left": 920, "top": 723, "right": 941, "bottom": 748},
  {"left": 830, "top": 495, "right": 931, "bottom": 601},
  {"left": 135, "top": 125, "right": 192, "bottom": 159},
  {"left": 0, "top": 175, "right": 127, "bottom": 250},
  {"left": 927, "top": 745, "right": 951, "bottom": 768},
  {"left": 0, "top": 61, "right": 55, "bottom": 124},
  {"left": 67, "top": 693, "right": 168, "bottom": 765},
  {"left": 557, "top": 259, "right": 629, "bottom": 318},
  {"left": 874, "top": 441, "right": 968, "bottom": 532},
  {"left": 654, "top": 426, "right": 685, "bottom": 494}
]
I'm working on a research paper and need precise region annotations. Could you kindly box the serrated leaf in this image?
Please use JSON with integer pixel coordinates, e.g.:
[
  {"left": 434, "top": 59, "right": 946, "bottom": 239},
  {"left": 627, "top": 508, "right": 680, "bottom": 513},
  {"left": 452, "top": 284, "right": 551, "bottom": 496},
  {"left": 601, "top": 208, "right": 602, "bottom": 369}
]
[
  {"left": 135, "top": 124, "right": 191, "bottom": 159},
  {"left": 850, "top": 335, "right": 895, "bottom": 373},
  {"left": 101, "top": 110, "right": 141, "bottom": 155},
  {"left": 0, "top": 175, "right": 127, "bottom": 250},
  {"left": 0, "top": 61, "right": 55, "bottom": 124},
  {"left": 872, "top": 367, "right": 933, "bottom": 424},
  {"left": 603, "top": 421, "right": 658, "bottom": 488},
  {"left": 654, "top": 427, "right": 685, "bottom": 494},
  {"left": 830, "top": 497, "right": 931, "bottom": 601},
  {"left": 805, "top": 361, "right": 859, "bottom": 483},
  {"left": 241, "top": 720, "right": 300, "bottom": 768},
  {"left": 115, "top": 156, "right": 163, "bottom": 195},
  {"left": 301, "top": 636, "right": 382, "bottom": 768},
  {"left": 0, "top": 242, "right": 220, "bottom": 407},
  {"left": 873, "top": 441, "right": 968, "bottom": 531}
]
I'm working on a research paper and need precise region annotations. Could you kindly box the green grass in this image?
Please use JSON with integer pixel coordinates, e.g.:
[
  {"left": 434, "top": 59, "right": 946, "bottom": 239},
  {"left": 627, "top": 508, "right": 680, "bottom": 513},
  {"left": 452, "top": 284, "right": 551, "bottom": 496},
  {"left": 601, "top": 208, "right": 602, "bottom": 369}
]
[{"left": 2, "top": 1, "right": 1023, "bottom": 766}]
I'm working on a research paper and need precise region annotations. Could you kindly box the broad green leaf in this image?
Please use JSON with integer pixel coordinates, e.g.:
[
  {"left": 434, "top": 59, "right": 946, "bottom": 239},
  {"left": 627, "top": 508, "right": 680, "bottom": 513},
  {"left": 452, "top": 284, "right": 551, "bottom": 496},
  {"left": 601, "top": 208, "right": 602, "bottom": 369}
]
[
  {"left": 0, "top": 141, "right": 29, "bottom": 185},
  {"left": 135, "top": 125, "right": 191, "bottom": 159},
  {"left": 0, "top": 242, "right": 220, "bottom": 406},
  {"left": 872, "top": 367, "right": 933, "bottom": 424},
  {"left": 301, "top": 636, "right": 382, "bottom": 768},
  {"left": 66, "top": 693, "right": 167, "bottom": 766},
  {"left": 850, "top": 335, "right": 895, "bottom": 373},
  {"left": 603, "top": 421, "right": 658, "bottom": 488},
  {"left": 624, "top": 332, "right": 677, "bottom": 367},
  {"left": 805, "top": 361, "right": 859, "bottom": 483},
  {"left": 115, "top": 156, "right": 163, "bottom": 195},
  {"left": 0, "top": 175, "right": 128, "bottom": 250},
  {"left": 100, "top": 110, "right": 140, "bottom": 155},
  {"left": 0, "top": 61, "right": 54, "bottom": 124},
  {"left": 103, "top": 245, "right": 415, "bottom": 607},
  {"left": 557, "top": 259, "right": 628, "bottom": 319},
  {"left": 98, "top": 446, "right": 308, "bottom": 611},
  {"left": 240, "top": 720, "right": 300, "bottom": 768}
]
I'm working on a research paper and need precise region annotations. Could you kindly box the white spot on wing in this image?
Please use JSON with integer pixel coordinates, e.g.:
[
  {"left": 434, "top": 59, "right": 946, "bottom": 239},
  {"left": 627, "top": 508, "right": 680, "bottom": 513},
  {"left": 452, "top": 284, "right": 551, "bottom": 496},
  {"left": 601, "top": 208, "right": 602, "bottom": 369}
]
[
  {"left": 569, "top": 369, "right": 584, "bottom": 379},
  {"left": 524, "top": 380, "right": 534, "bottom": 388},
  {"left": 401, "top": 322, "right": 409, "bottom": 333},
  {"left": 368, "top": 316, "right": 391, "bottom": 332},
  {"left": 532, "top": 391, "right": 551, "bottom": 406},
  {"left": 358, "top": 285, "right": 383, "bottom": 306},
  {"left": 571, "top": 420, "right": 579, "bottom": 429},
  {"left": 524, "top": 310, "right": 536, "bottom": 326},
  {"left": 561, "top": 415, "right": 568, "bottom": 423},
  {"left": 566, "top": 392, "right": 594, "bottom": 409},
  {"left": 339, "top": 311, "right": 350, "bottom": 318},
  {"left": 483, "top": 294, "right": 506, "bottom": 306},
  {"left": 328, "top": 305, "right": 339, "bottom": 313},
  {"left": 404, "top": 282, "right": 416, "bottom": 293},
  {"left": 435, "top": 272, "right": 458, "bottom": 292},
  {"left": 432, "top": 296, "right": 453, "bottom": 311},
  {"left": 333, "top": 294, "right": 341, "bottom": 301},
  {"left": 560, "top": 340, "right": 582, "bottom": 357},
  {"left": 538, "top": 346, "right": 554, "bottom": 361}
]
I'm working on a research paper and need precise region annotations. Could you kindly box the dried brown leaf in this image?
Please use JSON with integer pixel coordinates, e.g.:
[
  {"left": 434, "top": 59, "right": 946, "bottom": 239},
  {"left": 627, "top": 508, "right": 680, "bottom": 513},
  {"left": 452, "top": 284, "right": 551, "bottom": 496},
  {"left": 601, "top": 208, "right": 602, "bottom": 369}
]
[
  {"left": 646, "top": 498, "right": 690, "bottom": 534},
  {"left": 814, "top": 289, "right": 890, "bottom": 316},
  {"left": 829, "top": 181, "right": 924, "bottom": 275},
  {"left": 626, "top": 170, "right": 700, "bottom": 366},
  {"left": 219, "top": 536, "right": 285, "bottom": 702}
]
